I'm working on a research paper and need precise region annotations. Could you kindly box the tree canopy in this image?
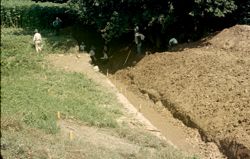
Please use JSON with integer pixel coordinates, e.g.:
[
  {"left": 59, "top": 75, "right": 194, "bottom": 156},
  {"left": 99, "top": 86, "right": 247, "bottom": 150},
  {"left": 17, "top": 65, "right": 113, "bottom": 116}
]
[{"left": 68, "top": 0, "right": 247, "bottom": 46}]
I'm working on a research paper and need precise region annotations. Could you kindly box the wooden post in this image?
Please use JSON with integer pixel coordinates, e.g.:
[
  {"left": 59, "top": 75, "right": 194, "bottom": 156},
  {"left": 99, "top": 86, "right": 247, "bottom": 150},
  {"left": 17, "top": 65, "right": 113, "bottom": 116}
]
[
  {"left": 57, "top": 111, "right": 61, "bottom": 120},
  {"left": 69, "top": 131, "right": 74, "bottom": 140}
]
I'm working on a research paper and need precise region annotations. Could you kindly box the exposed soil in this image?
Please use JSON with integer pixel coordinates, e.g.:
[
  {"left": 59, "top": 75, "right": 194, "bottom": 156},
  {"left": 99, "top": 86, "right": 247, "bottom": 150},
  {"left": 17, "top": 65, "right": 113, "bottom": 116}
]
[
  {"left": 46, "top": 53, "right": 165, "bottom": 140},
  {"left": 46, "top": 53, "right": 225, "bottom": 158},
  {"left": 113, "top": 25, "right": 250, "bottom": 159}
]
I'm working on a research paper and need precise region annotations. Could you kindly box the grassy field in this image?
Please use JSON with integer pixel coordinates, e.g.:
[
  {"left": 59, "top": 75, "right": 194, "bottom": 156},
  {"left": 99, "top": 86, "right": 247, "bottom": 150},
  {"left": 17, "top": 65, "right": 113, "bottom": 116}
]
[
  {"left": 1, "top": 28, "right": 193, "bottom": 159},
  {"left": 1, "top": 28, "right": 121, "bottom": 133}
]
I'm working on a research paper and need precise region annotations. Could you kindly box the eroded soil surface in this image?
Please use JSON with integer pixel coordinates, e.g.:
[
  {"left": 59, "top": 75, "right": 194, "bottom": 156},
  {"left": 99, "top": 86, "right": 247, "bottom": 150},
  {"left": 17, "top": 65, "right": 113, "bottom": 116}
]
[
  {"left": 113, "top": 25, "right": 250, "bottom": 158},
  {"left": 46, "top": 25, "right": 250, "bottom": 158},
  {"left": 47, "top": 53, "right": 225, "bottom": 158}
]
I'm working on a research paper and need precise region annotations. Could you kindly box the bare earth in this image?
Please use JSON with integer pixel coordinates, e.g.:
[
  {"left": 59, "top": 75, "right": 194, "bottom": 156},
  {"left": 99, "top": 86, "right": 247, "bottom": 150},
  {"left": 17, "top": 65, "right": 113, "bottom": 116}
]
[
  {"left": 47, "top": 52, "right": 225, "bottom": 158},
  {"left": 114, "top": 25, "right": 250, "bottom": 158}
]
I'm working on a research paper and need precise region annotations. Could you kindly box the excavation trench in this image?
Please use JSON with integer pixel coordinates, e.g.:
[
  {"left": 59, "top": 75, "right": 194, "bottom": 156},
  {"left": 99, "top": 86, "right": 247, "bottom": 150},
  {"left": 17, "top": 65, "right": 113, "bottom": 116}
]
[
  {"left": 48, "top": 52, "right": 249, "bottom": 159},
  {"left": 109, "top": 78, "right": 226, "bottom": 159},
  {"left": 137, "top": 88, "right": 250, "bottom": 159},
  {"left": 63, "top": 24, "right": 250, "bottom": 159},
  {"left": 47, "top": 53, "right": 225, "bottom": 158},
  {"left": 106, "top": 25, "right": 250, "bottom": 159},
  {"left": 78, "top": 47, "right": 248, "bottom": 159}
]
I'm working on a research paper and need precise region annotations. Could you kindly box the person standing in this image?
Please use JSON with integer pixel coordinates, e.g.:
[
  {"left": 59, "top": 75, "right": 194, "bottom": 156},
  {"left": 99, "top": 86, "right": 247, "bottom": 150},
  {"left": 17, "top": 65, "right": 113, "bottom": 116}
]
[
  {"left": 101, "top": 42, "right": 108, "bottom": 60},
  {"left": 33, "top": 29, "right": 42, "bottom": 53},
  {"left": 101, "top": 46, "right": 108, "bottom": 60},
  {"left": 134, "top": 26, "right": 145, "bottom": 54},
  {"left": 89, "top": 46, "right": 97, "bottom": 64},
  {"left": 53, "top": 17, "right": 62, "bottom": 35},
  {"left": 79, "top": 42, "right": 86, "bottom": 52}
]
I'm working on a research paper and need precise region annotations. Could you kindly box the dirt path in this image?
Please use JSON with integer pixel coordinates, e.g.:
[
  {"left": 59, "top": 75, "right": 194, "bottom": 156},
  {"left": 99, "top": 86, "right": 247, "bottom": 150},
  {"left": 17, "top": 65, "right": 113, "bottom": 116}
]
[
  {"left": 46, "top": 53, "right": 226, "bottom": 158},
  {"left": 46, "top": 53, "right": 167, "bottom": 139}
]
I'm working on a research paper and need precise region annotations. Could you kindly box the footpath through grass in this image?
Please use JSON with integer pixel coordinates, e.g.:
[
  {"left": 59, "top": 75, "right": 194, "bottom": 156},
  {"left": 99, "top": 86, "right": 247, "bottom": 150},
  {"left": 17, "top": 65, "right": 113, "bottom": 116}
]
[
  {"left": 1, "top": 28, "right": 193, "bottom": 159},
  {"left": 1, "top": 28, "right": 121, "bottom": 133}
]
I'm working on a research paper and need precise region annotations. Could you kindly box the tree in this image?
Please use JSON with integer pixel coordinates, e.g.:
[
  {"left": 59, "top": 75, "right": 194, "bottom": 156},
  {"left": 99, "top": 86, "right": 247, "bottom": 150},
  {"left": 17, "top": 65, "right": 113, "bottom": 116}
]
[
  {"left": 69, "top": 0, "right": 243, "bottom": 47},
  {"left": 32, "top": 0, "right": 68, "bottom": 3}
]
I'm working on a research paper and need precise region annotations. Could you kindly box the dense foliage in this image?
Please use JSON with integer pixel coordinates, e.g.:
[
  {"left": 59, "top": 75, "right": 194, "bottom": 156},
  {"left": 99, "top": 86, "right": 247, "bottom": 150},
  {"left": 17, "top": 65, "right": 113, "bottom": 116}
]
[
  {"left": 1, "top": 0, "right": 248, "bottom": 48},
  {"left": 69, "top": 0, "right": 248, "bottom": 47},
  {"left": 31, "top": 0, "right": 68, "bottom": 3},
  {"left": 1, "top": 0, "right": 76, "bottom": 29}
]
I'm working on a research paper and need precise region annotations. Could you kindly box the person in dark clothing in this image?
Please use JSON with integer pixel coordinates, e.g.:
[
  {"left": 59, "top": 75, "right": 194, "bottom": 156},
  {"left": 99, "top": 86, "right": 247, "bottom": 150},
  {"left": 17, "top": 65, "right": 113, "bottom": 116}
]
[
  {"left": 53, "top": 17, "right": 62, "bottom": 35},
  {"left": 89, "top": 46, "right": 97, "bottom": 64}
]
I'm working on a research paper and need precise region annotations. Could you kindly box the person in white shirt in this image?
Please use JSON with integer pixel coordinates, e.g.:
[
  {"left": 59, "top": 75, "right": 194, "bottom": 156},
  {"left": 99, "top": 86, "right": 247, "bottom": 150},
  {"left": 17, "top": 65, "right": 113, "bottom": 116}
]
[
  {"left": 33, "top": 29, "right": 42, "bottom": 53},
  {"left": 134, "top": 26, "right": 145, "bottom": 54},
  {"left": 169, "top": 38, "right": 178, "bottom": 47}
]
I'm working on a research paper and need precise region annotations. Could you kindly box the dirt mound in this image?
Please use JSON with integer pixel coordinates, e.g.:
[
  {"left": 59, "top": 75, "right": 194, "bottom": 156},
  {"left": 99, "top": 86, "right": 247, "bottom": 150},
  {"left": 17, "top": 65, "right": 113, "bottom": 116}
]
[
  {"left": 209, "top": 25, "right": 250, "bottom": 52},
  {"left": 114, "top": 25, "right": 250, "bottom": 158}
]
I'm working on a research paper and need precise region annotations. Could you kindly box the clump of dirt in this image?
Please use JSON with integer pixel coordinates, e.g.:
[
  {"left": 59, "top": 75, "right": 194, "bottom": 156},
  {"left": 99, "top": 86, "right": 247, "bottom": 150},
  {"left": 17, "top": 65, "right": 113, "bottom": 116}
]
[{"left": 114, "top": 25, "right": 250, "bottom": 158}]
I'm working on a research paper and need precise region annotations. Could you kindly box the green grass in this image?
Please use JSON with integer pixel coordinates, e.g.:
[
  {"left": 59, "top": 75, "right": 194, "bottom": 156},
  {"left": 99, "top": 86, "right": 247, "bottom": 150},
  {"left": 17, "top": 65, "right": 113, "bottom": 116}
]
[
  {"left": 1, "top": 27, "right": 121, "bottom": 134},
  {"left": 1, "top": 27, "right": 194, "bottom": 159},
  {"left": 1, "top": 126, "right": 194, "bottom": 159}
]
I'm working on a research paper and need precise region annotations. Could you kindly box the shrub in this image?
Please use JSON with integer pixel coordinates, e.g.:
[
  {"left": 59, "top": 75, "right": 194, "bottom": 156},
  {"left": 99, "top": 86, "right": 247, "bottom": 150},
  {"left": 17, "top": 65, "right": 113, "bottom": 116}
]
[{"left": 1, "top": 0, "right": 76, "bottom": 29}]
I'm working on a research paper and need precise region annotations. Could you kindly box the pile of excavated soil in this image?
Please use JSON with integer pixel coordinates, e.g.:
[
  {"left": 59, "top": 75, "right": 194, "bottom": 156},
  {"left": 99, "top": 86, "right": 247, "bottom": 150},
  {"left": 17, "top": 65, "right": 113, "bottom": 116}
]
[
  {"left": 114, "top": 25, "right": 250, "bottom": 158},
  {"left": 209, "top": 25, "right": 250, "bottom": 52}
]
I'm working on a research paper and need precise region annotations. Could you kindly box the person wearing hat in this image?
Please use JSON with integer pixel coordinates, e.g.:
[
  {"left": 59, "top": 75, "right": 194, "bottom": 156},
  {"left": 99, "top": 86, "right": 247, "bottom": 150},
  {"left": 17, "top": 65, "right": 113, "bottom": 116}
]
[{"left": 33, "top": 29, "right": 42, "bottom": 53}]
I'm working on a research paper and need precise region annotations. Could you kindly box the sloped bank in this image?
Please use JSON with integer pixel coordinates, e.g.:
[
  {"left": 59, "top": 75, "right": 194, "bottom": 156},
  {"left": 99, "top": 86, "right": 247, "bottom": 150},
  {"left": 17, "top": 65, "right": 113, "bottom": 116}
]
[{"left": 113, "top": 25, "right": 250, "bottom": 159}]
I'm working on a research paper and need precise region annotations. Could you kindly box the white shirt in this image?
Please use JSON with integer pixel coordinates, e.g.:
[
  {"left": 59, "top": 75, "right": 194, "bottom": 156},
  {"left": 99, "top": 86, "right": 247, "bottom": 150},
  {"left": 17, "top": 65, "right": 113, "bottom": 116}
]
[
  {"left": 169, "top": 38, "right": 178, "bottom": 46},
  {"left": 134, "top": 33, "right": 145, "bottom": 44},
  {"left": 33, "top": 33, "right": 42, "bottom": 42}
]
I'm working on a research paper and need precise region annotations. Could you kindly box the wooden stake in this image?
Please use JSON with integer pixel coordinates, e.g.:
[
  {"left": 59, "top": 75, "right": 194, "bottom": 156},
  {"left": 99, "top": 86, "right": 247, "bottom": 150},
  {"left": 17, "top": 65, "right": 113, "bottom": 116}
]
[
  {"left": 123, "top": 49, "right": 132, "bottom": 66},
  {"left": 69, "top": 131, "right": 74, "bottom": 140},
  {"left": 57, "top": 111, "right": 61, "bottom": 120}
]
